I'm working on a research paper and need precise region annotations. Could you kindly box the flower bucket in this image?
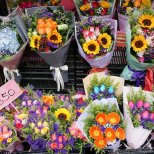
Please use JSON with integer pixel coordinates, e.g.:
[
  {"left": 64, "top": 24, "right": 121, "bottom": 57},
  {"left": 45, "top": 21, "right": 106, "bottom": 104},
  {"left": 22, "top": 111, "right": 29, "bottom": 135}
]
[{"left": 123, "top": 86, "right": 152, "bottom": 149}]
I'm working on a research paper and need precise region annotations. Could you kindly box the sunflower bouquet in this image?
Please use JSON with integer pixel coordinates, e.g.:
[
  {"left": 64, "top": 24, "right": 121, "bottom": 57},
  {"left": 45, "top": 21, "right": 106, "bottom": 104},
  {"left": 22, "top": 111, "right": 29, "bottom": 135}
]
[
  {"left": 123, "top": 86, "right": 154, "bottom": 149},
  {"left": 75, "top": 17, "right": 117, "bottom": 68},
  {"left": 121, "top": 9, "right": 154, "bottom": 88},
  {"left": 118, "top": 0, "right": 153, "bottom": 31},
  {"left": 74, "top": 0, "right": 116, "bottom": 20},
  {"left": 76, "top": 98, "right": 126, "bottom": 152}
]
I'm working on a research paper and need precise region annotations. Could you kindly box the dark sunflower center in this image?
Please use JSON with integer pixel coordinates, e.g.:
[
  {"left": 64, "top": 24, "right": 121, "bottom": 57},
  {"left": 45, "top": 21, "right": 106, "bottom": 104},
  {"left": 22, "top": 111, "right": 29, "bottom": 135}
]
[
  {"left": 50, "top": 35, "right": 58, "bottom": 41},
  {"left": 58, "top": 113, "right": 67, "bottom": 120},
  {"left": 135, "top": 40, "right": 144, "bottom": 48},
  {"left": 88, "top": 44, "right": 96, "bottom": 51},
  {"left": 142, "top": 19, "right": 151, "bottom": 26},
  {"left": 34, "top": 39, "right": 38, "bottom": 46},
  {"left": 101, "top": 38, "right": 107, "bottom": 45}
]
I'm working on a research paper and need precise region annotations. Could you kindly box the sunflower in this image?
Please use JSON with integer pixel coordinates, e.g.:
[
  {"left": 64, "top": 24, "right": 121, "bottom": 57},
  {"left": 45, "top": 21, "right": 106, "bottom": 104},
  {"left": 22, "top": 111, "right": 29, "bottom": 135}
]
[
  {"left": 80, "top": 3, "right": 91, "bottom": 11},
  {"left": 131, "top": 35, "right": 148, "bottom": 52},
  {"left": 99, "top": 1, "right": 111, "bottom": 9},
  {"left": 55, "top": 108, "right": 71, "bottom": 121},
  {"left": 141, "top": 0, "right": 151, "bottom": 8},
  {"left": 107, "top": 112, "right": 120, "bottom": 125},
  {"left": 115, "top": 127, "right": 126, "bottom": 140},
  {"left": 94, "top": 137, "right": 107, "bottom": 149},
  {"left": 138, "top": 14, "right": 154, "bottom": 29},
  {"left": 105, "top": 127, "right": 116, "bottom": 141},
  {"left": 96, "top": 113, "right": 107, "bottom": 125},
  {"left": 42, "top": 95, "right": 54, "bottom": 106},
  {"left": 30, "top": 35, "right": 41, "bottom": 49},
  {"left": 89, "top": 126, "right": 103, "bottom": 139},
  {"left": 83, "top": 40, "right": 100, "bottom": 55},
  {"left": 98, "top": 33, "right": 112, "bottom": 48},
  {"left": 47, "top": 31, "right": 62, "bottom": 44}
]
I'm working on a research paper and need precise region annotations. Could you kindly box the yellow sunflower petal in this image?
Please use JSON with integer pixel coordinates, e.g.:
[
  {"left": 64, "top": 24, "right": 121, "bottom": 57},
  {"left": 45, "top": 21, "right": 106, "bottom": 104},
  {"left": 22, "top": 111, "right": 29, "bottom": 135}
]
[
  {"left": 47, "top": 31, "right": 62, "bottom": 44},
  {"left": 30, "top": 35, "right": 41, "bottom": 49},
  {"left": 98, "top": 33, "right": 112, "bottom": 48},
  {"left": 80, "top": 4, "right": 91, "bottom": 11},
  {"left": 55, "top": 108, "right": 71, "bottom": 121}
]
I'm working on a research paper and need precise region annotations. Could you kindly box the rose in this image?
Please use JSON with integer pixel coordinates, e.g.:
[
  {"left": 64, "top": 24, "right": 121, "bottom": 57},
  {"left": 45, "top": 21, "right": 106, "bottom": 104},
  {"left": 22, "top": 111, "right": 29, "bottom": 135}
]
[
  {"left": 141, "top": 110, "right": 149, "bottom": 120},
  {"left": 136, "top": 100, "right": 143, "bottom": 108},
  {"left": 128, "top": 101, "right": 135, "bottom": 109},
  {"left": 15, "top": 123, "right": 23, "bottom": 129}
]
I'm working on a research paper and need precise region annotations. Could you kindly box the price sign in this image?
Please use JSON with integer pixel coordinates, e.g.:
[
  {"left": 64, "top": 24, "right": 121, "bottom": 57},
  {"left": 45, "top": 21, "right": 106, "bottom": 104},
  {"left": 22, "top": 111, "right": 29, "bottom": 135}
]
[{"left": 0, "top": 80, "right": 22, "bottom": 110}]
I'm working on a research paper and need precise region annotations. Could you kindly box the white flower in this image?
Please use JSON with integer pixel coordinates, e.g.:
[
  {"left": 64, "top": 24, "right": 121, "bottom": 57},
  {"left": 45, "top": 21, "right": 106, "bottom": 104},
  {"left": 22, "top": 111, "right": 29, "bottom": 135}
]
[
  {"left": 58, "top": 24, "right": 68, "bottom": 31},
  {"left": 146, "top": 36, "right": 153, "bottom": 45}
]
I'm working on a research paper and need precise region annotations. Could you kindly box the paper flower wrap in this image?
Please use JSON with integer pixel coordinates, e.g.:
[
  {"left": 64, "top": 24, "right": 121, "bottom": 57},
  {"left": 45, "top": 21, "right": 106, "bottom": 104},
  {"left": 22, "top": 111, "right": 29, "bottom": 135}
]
[
  {"left": 76, "top": 98, "right": 126, "bottom": 151},
  {"left": 75, "top": 18, "right": 117, "bottom": 68},
  {"left": 26, "top": 6, "right": 74, "bottom": 91},
  {"left": 0, "top": 7, "right": 28, "bottom": 83},
  {"left": 123, "top": 86, "right": 153, "bottom": 149},
  {"left": 74, "top": 0, "right": 116, "bottom": 20}
]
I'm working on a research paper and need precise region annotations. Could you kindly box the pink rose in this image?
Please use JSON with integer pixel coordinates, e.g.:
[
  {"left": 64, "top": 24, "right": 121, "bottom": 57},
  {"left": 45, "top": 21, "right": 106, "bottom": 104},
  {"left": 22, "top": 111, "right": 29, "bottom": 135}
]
[
  {"left": 149, "top": 113, "right": 154, "bottom": 121},
  {"left": 128, "top": 101, "right": 134, "bottom": 109},
  {"left": 141, "top": 110, "right": 149, "bottom": 120},
  {"left": 143, "top": 102, "right": 150, "bottom": 109},
  {"left": 136, "top": 100, "right": 143, "bottom": 109}
]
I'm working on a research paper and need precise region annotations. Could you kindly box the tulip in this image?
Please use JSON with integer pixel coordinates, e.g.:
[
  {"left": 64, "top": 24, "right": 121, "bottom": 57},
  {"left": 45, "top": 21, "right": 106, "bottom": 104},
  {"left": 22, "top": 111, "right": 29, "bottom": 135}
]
[
  {"left": 128, "top": 101, "right": 135, "bottom": 109},
  {"left": 41, "top": 127, "right": 49, "bottom": 135},
  {"left": 143, "top": 102, "right": 150, "bottom": 109},
  {"left": 136, "top": 100, "right": 143, "bottom": 109},
  {"left": 141, "top": 110, "right": 149, "bottom": 120}
]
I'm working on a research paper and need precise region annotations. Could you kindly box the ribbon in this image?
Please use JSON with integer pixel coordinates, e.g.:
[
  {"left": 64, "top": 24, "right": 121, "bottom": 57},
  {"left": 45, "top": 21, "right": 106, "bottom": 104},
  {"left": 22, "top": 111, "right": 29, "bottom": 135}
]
[
  {"left": 128, "top": 66, "right": 146, "bottom": 87},
  {"left": 89, "top": 67, "right": 109, "bottom": 75},
  {"left": 50, "top": 65, "right": 68, "bottom": 91},
  {"left": 3, "top": 67, "right": 20, "bottom": 82}
]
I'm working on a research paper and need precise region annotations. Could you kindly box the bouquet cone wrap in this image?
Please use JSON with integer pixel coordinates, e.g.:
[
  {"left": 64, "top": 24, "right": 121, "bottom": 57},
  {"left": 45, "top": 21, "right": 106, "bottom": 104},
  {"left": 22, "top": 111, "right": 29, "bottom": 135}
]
[
  {"left": 75, "top": 19, "right": 117, "bottom": 68},
  {"left": 83, "top": 72, "right": 124, "bottom": 99},
  {"left": 118, "top": 13, "right": 129, "bottom": 32},
  {"left": 123, "top": 86, "right": 152, "bottom": 149},
  {"left": 76, "top": 98, "right": 122, "bottom": 150},
  {"left": 74, "top": 0, "right": 116, "bottom": 20}
]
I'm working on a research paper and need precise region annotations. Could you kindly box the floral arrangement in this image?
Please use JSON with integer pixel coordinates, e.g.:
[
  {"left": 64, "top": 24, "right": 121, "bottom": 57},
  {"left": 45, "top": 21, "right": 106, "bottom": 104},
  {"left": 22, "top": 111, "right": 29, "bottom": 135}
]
[
  {"left": 127, "top": 89, "right": 154, "bottom": 130},
  {"left": 28, "top": 7, "right": 73, "bottom": 52},
  {"left": 119, "top": 0, "right": 153, "bottom": 15},
  {"left": 75, "top": 0, "right": 115, "bottom": 16}
]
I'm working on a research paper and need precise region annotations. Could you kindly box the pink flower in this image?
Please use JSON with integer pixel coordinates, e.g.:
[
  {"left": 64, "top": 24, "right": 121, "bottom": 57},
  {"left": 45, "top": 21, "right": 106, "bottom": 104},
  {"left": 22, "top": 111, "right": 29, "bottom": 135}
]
[
  {"left": 138, "top": 57, "right": 145, "bottom": 63},
  {"left": 51, "top": 133, "right": 57, "bottom": 141},
  {"left": 136, "top": 100, "right": 143, "bottom": 109},
  {"left": 143, "top": 102, "right": 150, "bottom": 109},
  {"left": 95, "top": 27, "right": 100, "bottom": 37},
  {"left": 58, "top": 143, "right": 64, "bottom": 150},
  {"left": 50, "top": 142, "right": 58, "bottom": 150},
  {"left": 149, "top": 113, "right": 154, "bottom": 121},
  {"left": 141, "top": 110, "right": 149, "bottom": 120},
  {"left": 58, "top": 136, "right": 63, "bottom": 143},
  {"left": 128, "top": 101, "right": 134, "bottom": 109},
  {"left": 82, "top": 30, "right": 90, "bottom": 42}
]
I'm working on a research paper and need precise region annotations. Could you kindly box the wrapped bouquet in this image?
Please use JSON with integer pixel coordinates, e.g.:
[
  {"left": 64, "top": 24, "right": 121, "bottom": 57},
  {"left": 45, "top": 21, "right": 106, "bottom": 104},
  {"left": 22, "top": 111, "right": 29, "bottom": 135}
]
[
  {"left": 77, "top": 98, "right": 126, "bottom": 152},
  {"left": 26, "top": 6, "right": 74, "bottom": 91},
  {"left": 75, "top": 17, "right": 117, "bottom": 69},
  {"left": 123, "top": 86, "right": 154, "bottom": 149},
  {"left": 74, "top": 0, "right": 116, "bottom": 20},
  {"left": 121, "top": 9, "right": 154, "bottom": 90}
]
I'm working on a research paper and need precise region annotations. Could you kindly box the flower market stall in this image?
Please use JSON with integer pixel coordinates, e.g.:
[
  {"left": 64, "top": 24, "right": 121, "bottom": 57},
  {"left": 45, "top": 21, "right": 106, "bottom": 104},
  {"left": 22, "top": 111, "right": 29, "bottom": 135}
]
[{"left": 0, "top": 0, "right": 154, "bottom": 154}]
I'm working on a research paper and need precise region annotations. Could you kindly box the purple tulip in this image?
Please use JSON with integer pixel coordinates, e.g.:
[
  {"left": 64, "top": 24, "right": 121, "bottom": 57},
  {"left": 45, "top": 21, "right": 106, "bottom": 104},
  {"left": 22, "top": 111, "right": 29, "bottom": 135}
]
[
  {"left": 143, "top": 102, "right": 151, "bottom": 109},
  {"left": 136, "top": 100, "right": 143, "bottom": 109},
  {"left": 141, "top": 110, "right": 150, "bottom": 120},
  {"left": 128, "top": 101, "right": 135, "bottom": 109},
  {"left": 149, "top": 113, "right": 154, "bottom": 121}
]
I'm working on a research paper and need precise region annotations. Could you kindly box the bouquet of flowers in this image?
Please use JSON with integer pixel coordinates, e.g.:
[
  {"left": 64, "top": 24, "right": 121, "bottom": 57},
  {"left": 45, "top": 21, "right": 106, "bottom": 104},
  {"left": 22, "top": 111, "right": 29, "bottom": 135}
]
[
  {"left": 118, "top": 0, "right": 154, "bottom": 31},
  {"left": 83, "top": 72, "right": 124, "bottom": 101},
  {"left": 121, "top": 9, "right": 154, "bottom": 90},
  {"left": 74, "top": 0, "right": 116, "bottom": 20},
  {"left": 123, "top": 86, "right": 154, "bottom": 149},
  {"left": 75, "top": 17, "right": 117, "bottom": 68},
  {"left": 77, "top": 98, "right": 126, "bottom": 151},
  {"left": 0, "top": 7, "right": 27, "bottom": 83},
  {"left": 26, "top": 6, "right": 74, "bottom": 91}
]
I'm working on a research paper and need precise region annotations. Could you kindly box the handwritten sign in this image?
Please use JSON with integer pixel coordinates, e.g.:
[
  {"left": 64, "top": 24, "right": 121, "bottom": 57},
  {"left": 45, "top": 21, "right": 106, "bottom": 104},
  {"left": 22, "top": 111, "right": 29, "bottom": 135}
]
[{"left": 0, "top": 80, "right": 22, "bottom": 110}]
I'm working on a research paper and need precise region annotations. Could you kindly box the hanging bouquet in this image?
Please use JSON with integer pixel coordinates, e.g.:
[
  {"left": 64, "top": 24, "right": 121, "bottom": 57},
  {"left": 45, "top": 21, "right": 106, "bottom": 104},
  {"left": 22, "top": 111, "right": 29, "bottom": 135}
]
[
  {"left": 74, "top": 0, "right": 116, "bottom": 20},
  {"left": 75, "top": 17, "right": 117, "bottom": 68},
  {"left": 26, "top": 6, "right": 74, "bottom": 91},
  {"left": 77, "top": 98, "right": 126, "bottom": 152},
  {"left": 118, "top": 0, "right": 154, "bottom": 31},
  {"left": 123, "top": 86, "right": 154, "bottom": 149},
  {"left": 121, "top": 9, "right": 154, "bottom": 90}
]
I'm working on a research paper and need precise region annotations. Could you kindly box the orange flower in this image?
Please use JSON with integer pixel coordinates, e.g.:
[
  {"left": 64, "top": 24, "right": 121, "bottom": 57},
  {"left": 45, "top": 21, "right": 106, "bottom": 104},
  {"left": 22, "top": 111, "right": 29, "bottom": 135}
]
[
  {"left": 89, "top": 126, "right": 103, "bottom": 139},
  {"left": 107, "top": 112, "right": 120, "bottom": 125},
  {"left": 105, "top": 128, "right": 116, "bottom": 142},
  {"left": 42, "top": 95, "right": 54, "bottom": 106},
  {"left": 115, "top": 127, "right": 126, "bottom": 140},
  {"left": 0, "top": 136, "right": 4, "bottom": 142},
  {"left": 94, "top": 137, "right": 107, "bottom": 149},
  {"left": 96, "top": 113, "right": 107, "bottom": 125}
]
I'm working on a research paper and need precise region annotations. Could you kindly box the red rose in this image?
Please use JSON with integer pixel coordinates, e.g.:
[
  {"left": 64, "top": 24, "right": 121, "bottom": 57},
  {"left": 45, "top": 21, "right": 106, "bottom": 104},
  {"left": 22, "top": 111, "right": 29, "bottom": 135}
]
[
  {"left": 83, "top": 0, "right": 88, "bottom": 4},
  {"left": 78, "top": 97, "right": 83, "bottom": 104},
  {"left": 92, "top": 2, "right": 99, "bottom": 8},
  {"left": 19, "top": 1, "right": 32, "bottom": 9},
  {"left": 89, "top": 10, "right": 94, "bottom": 16},
  {"left": 101, "top": 9, "right": 108, "bottom": 15},
  {"left": 15, "top": 123, "right": 23, "bottom": 129}
]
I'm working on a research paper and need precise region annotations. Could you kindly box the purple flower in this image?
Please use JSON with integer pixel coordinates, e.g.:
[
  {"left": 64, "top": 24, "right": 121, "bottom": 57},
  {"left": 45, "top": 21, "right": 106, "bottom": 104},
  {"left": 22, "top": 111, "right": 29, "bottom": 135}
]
[
  {"left": 31, "top": 138, "right": 47, "bottom": 151},
  {"left": 53, "top": 123, "right": 59, "bottom": 132},
  {"left": 47, "top": 41, "right": 59, "bottom": 49},
  {"left": 35, "top": 89, "right": 43, "bottom": 98},
  {"left": 149, "top": 113, "right": 154, "bottom": 121},
  {"left": 68, "top": 137, "right": 75, "bottom": 146}
]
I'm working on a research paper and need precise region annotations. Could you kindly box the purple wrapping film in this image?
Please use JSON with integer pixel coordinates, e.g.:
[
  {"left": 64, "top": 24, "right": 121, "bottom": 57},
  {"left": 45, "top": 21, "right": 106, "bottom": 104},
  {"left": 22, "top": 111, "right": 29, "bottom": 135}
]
[
  {"left": 118, "top": 13, "right": 129, "bottom": 32},
  {"left": 75, "top": 18, "right": 117, "bottom": 68}
]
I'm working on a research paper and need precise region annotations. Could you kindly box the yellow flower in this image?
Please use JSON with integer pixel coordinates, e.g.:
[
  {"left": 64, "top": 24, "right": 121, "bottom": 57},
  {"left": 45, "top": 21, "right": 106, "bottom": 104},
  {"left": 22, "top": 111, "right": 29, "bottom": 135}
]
[
  {"left": 37, "top": 121, "right": 42, "bottom": 127},
  {"left": 131, "top": 35, "right": 148, "bottom": 52},
  {"left": 141, "top": 0, "right": 151, "bottom": 8},
  {"left": 138, "top": 14, "right": 154, "bottom": 29},
  {"left": 30, "top": 35, "right": 41, "bottom": 49},
  {"left": 98, "top": 33, "right": 112, "bottom": 48},
  {"left": 99, "top": 1, "right": 111, "bottom": 9},
  {"left": 43, "top": 121, "right": 49, "bottom": 128},
  {"left": 41, "top": 127, "right": 49, "bottom": 135},
  {"left": 83, "top": 40, "right": 100, "bottom": 55},
  {"left": 122, "top": 1, "right": 130, "bottom": 7},
  {"left": 55, "top": 108, "right": 71, "bottom": 121},
  {"left": 17, "top": 114, "right": 27, "bottom": 120},
  {"left": 34, "top": 127, "right": 40, "bottom": 134},
  {"left": 47, "top": 31, "right": 62, "bottom": 44},
  {"left": 80, "top": 3, "right": 91, "bottom": 11},
  {"left": 30, "top": 123, "right": 35, "bottom": 129},
  {"left": 7, "top": 138, "right": 12, "bottom": 143},
  {"left": 126, "top": 7, "right": 133, "bottom": 14}
]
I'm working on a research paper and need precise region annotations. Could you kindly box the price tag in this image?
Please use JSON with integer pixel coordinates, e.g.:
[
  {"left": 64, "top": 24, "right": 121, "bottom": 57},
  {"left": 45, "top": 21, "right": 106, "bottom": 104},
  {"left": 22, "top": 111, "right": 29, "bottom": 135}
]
[{"left": 0, "top": 80, "right": 22, "bottom": 110}]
